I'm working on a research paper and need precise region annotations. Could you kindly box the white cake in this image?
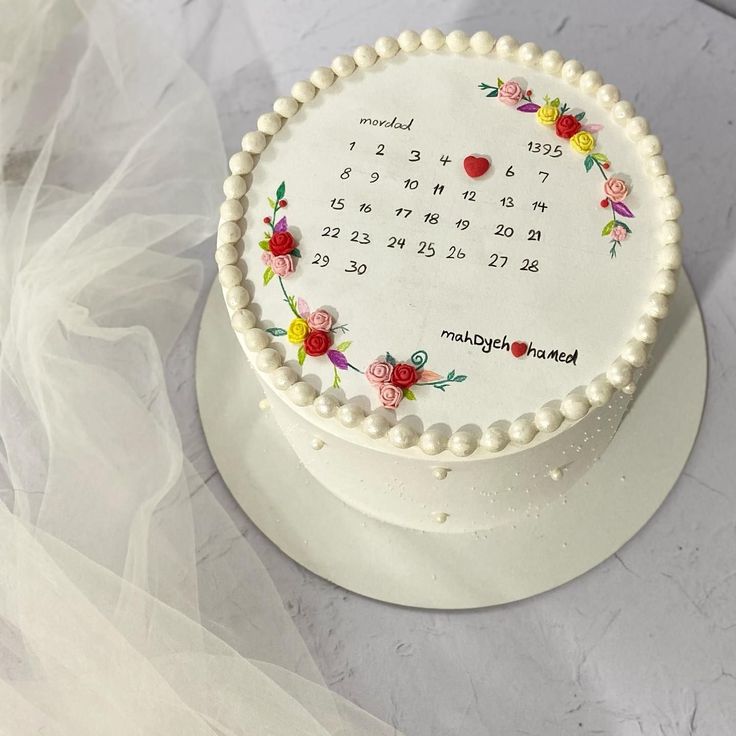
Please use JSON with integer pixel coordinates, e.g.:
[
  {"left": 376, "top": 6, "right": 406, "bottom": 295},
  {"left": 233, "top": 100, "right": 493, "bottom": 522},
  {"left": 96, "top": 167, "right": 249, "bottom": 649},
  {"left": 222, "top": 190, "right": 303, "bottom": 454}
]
[{"left": 216, "top": 30, "right": 681, "bottom": 533}]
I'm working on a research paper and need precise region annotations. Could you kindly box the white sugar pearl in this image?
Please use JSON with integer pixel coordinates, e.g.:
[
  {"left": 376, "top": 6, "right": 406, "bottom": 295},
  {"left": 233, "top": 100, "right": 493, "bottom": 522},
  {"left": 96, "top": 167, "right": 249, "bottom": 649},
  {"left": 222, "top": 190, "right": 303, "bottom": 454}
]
[
  {"left": 561, "top": 59, "right": 583, "bottom": 84},
  {"left": 361, "top": 413, "right": 390, "bottom": 439},
  {"left": 244, "top": 328, "right": 270, "bottom": 352},
  {"left": 256, "top": 348, "right": 281, "bottom": 372},
  {"left": 291, "top": 80, "right": 316, "bottom": 103},
  {"left": 622, "top": 339, "right": 648, "bottom": 368},
  {"left": 229, "top": 151, "right": 253, "bottom": 175},
  {"left": 579, "top": 70, "right": 603, "bottom": 95},
  {"left": 273, "top": 96, "right": 299, "bottom": 118},
  {"left": 646, "top": 293, "right": 670, "bottom": 319},
  {"left": 313, "top": 393, "right": 339, "bottom": 418},
  {"left": 388, "top": 423, "right": 418, "bottom": 449},
  {"left": 638, "top": 134, "right": 662, "bottom": 157},
  {"left": 658, "top": 244, "right": 682, "bottom": 270},
  {"left": 271, "top": 366, "right": 297, "bottom": 390},
  {"left": 311, "top": 437, "right": 325, "bottom": 451},
  {"left": 607, "top": 358, "right": 633, "bottom": 389},
  {"left": 660, "top": 220, "right": 682, "bottom": 244},
  {"left": 654, "top": 175, "right": 675, "bottom": 198},
  {"left": 626, "top": 116, "right": 649, "bottom": 140},
  {"left": 310, "top": 66, "right": 334, "bottom": 89},
  {"left": 645, "top": 155, "right": 668, "bottom": 178},
  {"left": 353, "top": 44, "right": 377, "bottom": 67},
  {"left": 287, "top": 381, "right": 317, "bottom": 407},
  {"left": 448, "top": 430, "right": 477, "bottom": 457},
  {"left": 653, "top": 269, "right": 678, "bottom": 295},
  {"left": 469, "top": 31, "right": 495, "bottom": 54},
  {"left": 495, "top": 35, "right": 519, "bottom": 57},
  {"left": 596, "top": 83, "right": 620, "bottom": 108},
  {"left": 561, "top": 393, "right": 590, "bottom": 421},
  {"left": 622, "top": 382, "right": 637, "bottom": 395},
  {"left": 220, "top": 199, "right": 244, "bottom": 222},
  {"left": 331, "top": 54, "right": 355, "bottom": 77},
  {"left": 231, "top": 309, "right": 255, "bottom": 332},
  {"left": 257, "top": 112, "right": 281, "bottom": 135},
  {"left": 541, "top": 49, "right": 564, "bottom": 74},
  {"left": 375, "top": 36, "right": 399, "bottom": 58},
  {"left": 508, "top": 417, "right": 537, "bottom": 445},
  {"left": 661, "top": 196, "right": 683, "bottom": 221},
  {"left": 223, "top": 175, "right": 246, "bottom": 199},
  {"left": 518, "top": 42, "right": 542, "bottom": 66},
  {"left": 534, "top": 406, "right": 563, "bottom": 433},
  {"left": 549, "top": 467, "right": 563, "bottom": 482},
  {"left": 337, "top": 403, "right": 364, "bottom": 428},
  {"left": 215, "top": 243, "right": 238, "bottom": 266},
  {"left": 420, "top": 28, "right": 445, "bottom": 50},
  {"left": 218, "top": 264, "right": 242, "bottom": 288},
  {"left": 634, "top": 315, "right": 658, "bottom": 343},
  {"left": 226, "top": 285, "right": 250, "bottom": 309},
  {"left": 480, "top": 426, "right": 509, "bottom": 452},
  {"left": 446, "top": 30, "right": 469, "bottom": 53},
  {"left": 586, "top": 377, "right": 614, "bottom": 407},
  {"left": 612, "top": 100, "right": 635, "bottom": 124},
  {"left": 217, "top": 221, "right": 241, "bottom": 244},
  {"left": 241, "top": 131, "right": 267, "bottom": 154},
  {"left": 397, "top": 30, "right": 421, "bottom": 52},
  {"left": 432, "top": 470, "right": 449, "bottom": 483},
  {"left": 419, "top": 429, "right": 447, "bottom": 455}
]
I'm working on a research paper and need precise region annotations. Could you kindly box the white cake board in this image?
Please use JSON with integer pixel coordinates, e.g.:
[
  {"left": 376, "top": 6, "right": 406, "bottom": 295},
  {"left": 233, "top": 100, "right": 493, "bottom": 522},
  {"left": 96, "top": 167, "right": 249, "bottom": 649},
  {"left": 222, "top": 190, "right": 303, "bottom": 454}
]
[{"left": 196, "top": 273, "right": 706, "bottom": 609}]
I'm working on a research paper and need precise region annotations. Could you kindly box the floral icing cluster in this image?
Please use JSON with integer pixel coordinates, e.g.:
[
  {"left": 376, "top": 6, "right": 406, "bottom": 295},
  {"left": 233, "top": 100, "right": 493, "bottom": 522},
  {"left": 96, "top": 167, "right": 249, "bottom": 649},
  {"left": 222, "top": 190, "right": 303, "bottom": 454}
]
[
  {"left": 260, "top": 181, "right": 301, "bottom": 282},
  {"left": 479, "top": 78, "right": 635, "bottom": 257}
]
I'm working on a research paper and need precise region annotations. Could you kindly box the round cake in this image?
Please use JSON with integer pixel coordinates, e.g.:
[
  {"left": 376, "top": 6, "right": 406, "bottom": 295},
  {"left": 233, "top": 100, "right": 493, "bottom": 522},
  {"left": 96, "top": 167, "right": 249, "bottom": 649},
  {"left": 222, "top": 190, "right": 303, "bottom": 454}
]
[{"left": 215, "top": 29, "right": 682, "bottom": 533}]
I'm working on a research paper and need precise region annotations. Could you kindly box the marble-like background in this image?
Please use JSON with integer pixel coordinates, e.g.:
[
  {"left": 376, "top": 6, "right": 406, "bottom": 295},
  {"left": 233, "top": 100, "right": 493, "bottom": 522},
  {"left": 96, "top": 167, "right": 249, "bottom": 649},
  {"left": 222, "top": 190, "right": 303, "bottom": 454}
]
[{"left": 150, "top": 1, "right": 735, "bottom": 733}]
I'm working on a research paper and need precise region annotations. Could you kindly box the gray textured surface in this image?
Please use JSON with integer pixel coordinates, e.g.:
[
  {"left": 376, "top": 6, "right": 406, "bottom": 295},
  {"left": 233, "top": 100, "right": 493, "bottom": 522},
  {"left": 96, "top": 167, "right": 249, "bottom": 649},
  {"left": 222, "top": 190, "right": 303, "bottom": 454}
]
[{"left": 157, "top": 1, "right": 736, "bottom": 733}]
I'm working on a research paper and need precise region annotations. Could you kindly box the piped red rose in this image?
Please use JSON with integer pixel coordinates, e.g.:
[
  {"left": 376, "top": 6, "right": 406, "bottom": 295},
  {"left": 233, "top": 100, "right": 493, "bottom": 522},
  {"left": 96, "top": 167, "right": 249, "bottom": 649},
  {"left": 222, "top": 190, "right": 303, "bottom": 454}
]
[
  {"left": 303, "top": 329, "right": 332, "bottom": 357},
  {"left": 555, "top": 114, "right": 582, "bottom": 140},
  {"left": 391, "top": 363, "right": 418, "bottom": 389},
  {"left": 269, "top": 231, "right": 297, "bottom": 256}
]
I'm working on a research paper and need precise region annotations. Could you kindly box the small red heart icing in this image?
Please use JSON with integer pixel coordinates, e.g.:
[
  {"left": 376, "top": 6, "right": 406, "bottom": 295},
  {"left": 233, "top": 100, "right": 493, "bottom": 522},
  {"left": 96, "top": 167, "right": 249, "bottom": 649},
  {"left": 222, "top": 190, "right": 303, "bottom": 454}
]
[
  {"left": 463, "top": 155, "right": 490, "bottom": 178},
  {"left": 511, "top": 341, "right": 528, "bottom": 358}
]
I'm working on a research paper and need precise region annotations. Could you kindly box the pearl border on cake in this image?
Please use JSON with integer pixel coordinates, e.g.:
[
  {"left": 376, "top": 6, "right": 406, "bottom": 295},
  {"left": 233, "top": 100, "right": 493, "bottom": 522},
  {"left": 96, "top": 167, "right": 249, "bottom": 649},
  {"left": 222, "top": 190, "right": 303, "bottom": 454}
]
[{"left": 216, "top": 28, "right": 681, "bottom": 458}]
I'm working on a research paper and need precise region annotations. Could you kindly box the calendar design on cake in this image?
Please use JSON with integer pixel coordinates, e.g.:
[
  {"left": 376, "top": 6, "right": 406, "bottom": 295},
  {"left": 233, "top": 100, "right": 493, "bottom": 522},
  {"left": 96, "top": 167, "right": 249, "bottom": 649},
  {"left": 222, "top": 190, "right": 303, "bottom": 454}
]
[{"left": 243, "top": 51, "right": 658, "bottom": 426}]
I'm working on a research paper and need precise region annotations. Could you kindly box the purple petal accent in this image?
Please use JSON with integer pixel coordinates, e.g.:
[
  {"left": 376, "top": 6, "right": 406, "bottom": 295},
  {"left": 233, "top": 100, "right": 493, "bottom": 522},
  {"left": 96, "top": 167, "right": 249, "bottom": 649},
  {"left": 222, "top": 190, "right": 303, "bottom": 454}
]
[
  {"left": 612, "top": 201, "right": 635, "bottom": 218},
  {"left": 297, "top": 297, "right": 310, "bottom": 318},
  {"left": 327, "top": 350, "right": 348, "bottom": 370},
  {"left": 582, "top": 123, "right": 604, "bottom": 133},
  {"left": 274, "top": 216, "right": 288, "bottom": 233},
  {"left": 516, "top": 102, "right": 540, "bottom": 113}
]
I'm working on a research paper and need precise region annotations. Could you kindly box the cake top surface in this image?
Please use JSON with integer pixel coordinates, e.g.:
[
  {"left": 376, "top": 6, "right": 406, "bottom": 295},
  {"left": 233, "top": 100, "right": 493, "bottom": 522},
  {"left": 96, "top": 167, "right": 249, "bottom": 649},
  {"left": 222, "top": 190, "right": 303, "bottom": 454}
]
[{"left": 218, "top": 31, "right": 681, "bottom": 454}]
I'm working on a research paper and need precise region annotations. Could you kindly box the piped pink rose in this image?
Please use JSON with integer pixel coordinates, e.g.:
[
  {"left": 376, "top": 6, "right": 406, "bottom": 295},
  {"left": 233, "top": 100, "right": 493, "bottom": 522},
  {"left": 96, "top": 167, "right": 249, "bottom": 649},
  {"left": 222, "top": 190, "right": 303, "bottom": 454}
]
[
  {"left": 365, "top": 360, "right": 394, "bottom": 385},
  {"left": 270, "top": 254, "right": 294, "bottom": 277},
  {"left": 307, "top": 309, "right": 333, "bottom": 332},
  {"left": 498, "top": 80, "right": 523, "bottom": 106},
  {"left": 603, "top": 177, "right": 628, "bottom": 202},
  {"left": 261, "top": 251, "right": 272, "bottom": 265},
  {"left": 378, "top": 382, "right": 403, "bottom": 409},
  {"left": 611, "top": 225, "right": 628, "bottom": 242}
]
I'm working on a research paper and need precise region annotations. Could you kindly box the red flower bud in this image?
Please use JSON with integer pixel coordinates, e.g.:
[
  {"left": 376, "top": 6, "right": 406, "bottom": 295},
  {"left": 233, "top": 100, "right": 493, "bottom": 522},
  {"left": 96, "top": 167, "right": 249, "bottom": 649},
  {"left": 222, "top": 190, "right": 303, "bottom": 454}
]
[
  {"left": 263, "top": 216, "right": 271, "bottom": 224},
  {"left": 279, "top": 199, "right": 287, "bottom": 207},
  {"left": 600, "top": 198, "right": 609, "bottom": 208}
]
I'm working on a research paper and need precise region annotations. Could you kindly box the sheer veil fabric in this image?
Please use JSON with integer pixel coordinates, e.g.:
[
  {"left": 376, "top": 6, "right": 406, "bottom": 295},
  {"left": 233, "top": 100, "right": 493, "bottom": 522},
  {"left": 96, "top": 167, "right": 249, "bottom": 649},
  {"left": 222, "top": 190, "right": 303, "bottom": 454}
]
[{"left": 0, "top": 1, "right": 399, "bottom": 733}]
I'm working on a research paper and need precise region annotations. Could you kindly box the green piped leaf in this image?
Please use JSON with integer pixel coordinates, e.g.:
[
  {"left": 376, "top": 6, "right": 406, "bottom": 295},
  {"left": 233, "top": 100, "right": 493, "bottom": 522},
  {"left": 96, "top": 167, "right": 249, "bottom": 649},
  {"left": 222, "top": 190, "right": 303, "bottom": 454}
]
[
  {"left": 403, "top": 388, "right": 416, "bottom": 401},
  {"left": 619, "top": 221, "right": 632, "bottom": 234},
  {"left": 265, "top": 327, "right": 287, "bottom": 336},
  {"left": 592, "top": 152, "right": 609, "bottom": 163},
  {"left": 267, "top": 197, "right": 276, "bottom": 210},
  {"left": 601, "top": 219, "right": 616, "bottom": 236},
  {"left": 550, "top": 97, "right": 560, "bottom": 107},
  {"left": 486, "top": 89, "right": 498, "bottom": 98},
  {"left": 453, "top": 374, "right": 467, "bottom": 383},
  {"left": 385, "top": 352, "right": 396, "bottom": 365},
  {"left": 497, "top": 77, "right": 504, "bottom": 88},
  {"left": 276, "top": 181, "right": 286, "bottom": 201},
  {"left": 297, "top": 345, "right": 306, "bottom": 365},
  {"left": 259, "top": 240, "right": 270, "bottom": 251},
  {"left": 584, "top": 155, "right": 595, "bottom": 172},
  {"left": 291, "top": 248, "right": 301, "bottom": 258},
  {"left": 336, "top": 341, "right": 352, "bottom": 352},
  {"left": 575, "top": 111, "right": 586, "bottom": 121},
  {"left": 263, "top": 266, "right": 274, "bottom": 285}
]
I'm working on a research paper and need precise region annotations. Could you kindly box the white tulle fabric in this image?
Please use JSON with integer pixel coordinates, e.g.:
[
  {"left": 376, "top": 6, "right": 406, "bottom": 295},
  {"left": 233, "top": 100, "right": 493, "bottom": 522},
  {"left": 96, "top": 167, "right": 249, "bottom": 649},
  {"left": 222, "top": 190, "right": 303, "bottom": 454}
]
[{"left": 0, "top": 1, "right": 397, "bottom": 733}]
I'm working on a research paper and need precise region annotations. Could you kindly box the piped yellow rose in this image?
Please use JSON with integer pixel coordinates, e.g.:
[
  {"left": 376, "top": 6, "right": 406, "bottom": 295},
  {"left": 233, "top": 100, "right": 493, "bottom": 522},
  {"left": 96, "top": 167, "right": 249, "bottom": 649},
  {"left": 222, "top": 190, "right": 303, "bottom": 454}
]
[
  {"left": 287, "top": 317, "right": 309, "bottom": 344},
  {"left": 536, "top": 104, "right": 560, "bottom": 126},
  {"left": 570, "top": 130, "right": 596, "bottom": 154}
]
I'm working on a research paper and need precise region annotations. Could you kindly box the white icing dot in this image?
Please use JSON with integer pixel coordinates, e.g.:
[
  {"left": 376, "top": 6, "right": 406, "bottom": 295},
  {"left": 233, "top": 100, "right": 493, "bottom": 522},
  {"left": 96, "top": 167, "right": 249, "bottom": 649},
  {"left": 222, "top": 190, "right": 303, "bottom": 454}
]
[
  {"left": 256, "top": 347, "right": 281, "bottom": 373},
  {"left": 653, "top": 269, "right": 678, "bottom": 296},
  {"left": 660, "top": 195, "right": 683, "bottom": 221},
  {"left": 607, "top": 358, "right": 633, "bottom": 389},
  {"left": 271, "top": 366, "right": 298, "bottom": 390},
  {"left": 445, "top": 30, "right": 470, "bottom": 53},
  {"left": 579, "top": 70, "right": 603, "bottom": 95},
  {"left": 469, "top": 31, "right": 495, "bottom": 55},
  {"left": 291, "top": 80, "right": 316, "bottom": 103},
  {"left": 622, "top": 382, "right": 637, "bottom": 395},
  {"left": 432, "top": 468, "right": 449, "bottom": 481},
  {"left": 622, "top": 338, "right": 647, "bottom": 368},
  {"left": 331, "top": 54, "right": 356, "bottom": 77},
  {"left": 361, "top": 412, "right": 390, "bottom": 439},
  {"left": 397, "top": 30, "right": 421, "bottom": 52},
  {"left": 313, "top": 393, "right": 339, "bottom": 418},
  {"left": 226, "top": 285, "right": 250, "bottom": 309},
  {"left": 420, "top": 27, "right": 445, "bottom": 50},
  {"left": 561, "top": 59, "right": 583, "bottom": 84},
  {"left": 337, "top": 403, "right": 364, "bottom": 428},
  {"left": 646, "top": 293, "right": 669, "bottom": 319},
  {"left": 480, "top": 426, "right": 509, "bottom": 452},
  {"left": 375, "top": 36, "right": 399, "bottom": 58},
  {"left": 560, "top": 393, "right": 590, "bottom": 421},
  {"left": 508, "top": 417, "right": 537, "bottom": 445},
  {"left": 241, "top": 131, "right": 267, "bottom": 154},
  {"left": 311, "top": 437, "right": 325, "bottom": 450},
  {"left": 257, "top": 112, "right": 281, "bottom": 136},
  {"left": 626, "top": 116, "right": 649, "bottom": 141},
  {"left": 541, "top": 49, "right": 563, "bottom": 74},
  {"left": 215, "top": 243, "right": 238, "bottom": 266},
  {"left": 419, "top": 429, "right": 447, "bottom": 455},
  {"left": 219, "top": 199, "right": 244, "bottom": 222},
  {"left": 534, "top": 406, "right": 563, "bottom": 433},
  {"left": 660, "top": 220, "right": 682, "bottom": 244},
  {"left": 244, "top": 327, "right": 270, "bottom": 352},
  {"left": 645, "top": 155, "right": 668, "bottom": 178},
  {"left": 549, "top": 467, "right": 563, "bottom": 481},
  {"left": 228, "top": 151, "right": 253, "bottom": 176},
  {"left": 217, "top": 264, "right": 242, "bottom": 288},
  {"left": 596, "top": 83, "right": 619, "bottom": 108},
  {"left": 586, "top": 376, "right": 614, "bottom": 406},
  {"left": 217, "top": 221, "right": 241, "bottom": 244},
  {"left": 388, "top": 423, "right": 418, "bottom": 449},
  {"left": 310, "top": 66, "right": 335, "bottom": 89},
  {"left": 518, "top": 42, "right": 542, "bottom": 66},
  {"left": 223, "top": 175, "right": 246, "bottom": 199},
  {"left": 495, "top": 35, "right": 518, "bottom": 57},
  {"left": 658, "top": 244, "right": 682, "bottom": 270},
  {"left": 612, "top": 100, "right": 635, "bottom": 123},
  {"left": 638, "top": 134, "right": 662, "bottom": 158},
  {"left": 287, "top": 381, "right": 317, "bottom": 407},
  {"left": 353, "top": 44, "right": 378, "bottom": 67},
  {"left": 231, "top": 309, "right": 255, "bottom": 333},
  {"left": 634, "top": 315, "right": 658, "bottom": 344},
  {"left": 258, "top": 398, "right": 270, "bottom": 412},
  {"left": 273, "top": 96, "right": 299, "bottom": 118},
  {"left": 448, "top": 430, "right": 477, "bottom": 457},
  {"left": 432, "top": 511, "right": 449, "bottom": 523}
]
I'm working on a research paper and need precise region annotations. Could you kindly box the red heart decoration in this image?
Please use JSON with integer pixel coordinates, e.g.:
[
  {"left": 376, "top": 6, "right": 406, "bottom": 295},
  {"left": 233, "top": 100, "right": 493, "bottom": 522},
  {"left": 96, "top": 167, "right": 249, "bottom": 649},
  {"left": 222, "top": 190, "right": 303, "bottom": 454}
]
[
  {"left": 463, "top": 155, "right": 490, "bottom": 178},
  {"left": 511, "top": 341, "right": 528, "bottom": 358}
]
